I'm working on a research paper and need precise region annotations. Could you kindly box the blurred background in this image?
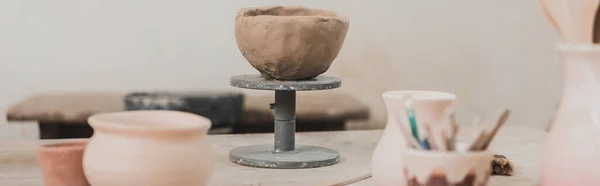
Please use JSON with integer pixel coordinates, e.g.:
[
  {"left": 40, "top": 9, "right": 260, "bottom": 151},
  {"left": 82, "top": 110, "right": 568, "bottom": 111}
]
[{"left": 0, "top": 0, "right": 562, "bottom": 140}]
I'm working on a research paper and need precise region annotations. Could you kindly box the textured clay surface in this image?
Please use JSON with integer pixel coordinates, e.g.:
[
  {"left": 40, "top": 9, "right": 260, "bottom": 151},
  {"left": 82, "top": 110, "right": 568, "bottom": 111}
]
[{"left": 235, "top": 6, "right": 349, "bottom": 80}]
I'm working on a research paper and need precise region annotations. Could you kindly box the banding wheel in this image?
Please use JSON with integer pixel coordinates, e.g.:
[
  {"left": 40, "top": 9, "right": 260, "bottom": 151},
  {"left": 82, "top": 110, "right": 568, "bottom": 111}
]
[{"left": 229, "top": 74, "right": 341, "bottom": 169}]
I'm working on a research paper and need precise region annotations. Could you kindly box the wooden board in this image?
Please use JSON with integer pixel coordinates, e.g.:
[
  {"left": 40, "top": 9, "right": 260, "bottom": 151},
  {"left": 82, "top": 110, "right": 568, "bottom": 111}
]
[
  {"left": 0, "top": 126, "right": 546, "bottom": 186},
  {"left": 6, "top": 93, "right": 126, "bottom": 123},
  {"left": 6, "top": 92, "right": 370, "bottom": 125}
]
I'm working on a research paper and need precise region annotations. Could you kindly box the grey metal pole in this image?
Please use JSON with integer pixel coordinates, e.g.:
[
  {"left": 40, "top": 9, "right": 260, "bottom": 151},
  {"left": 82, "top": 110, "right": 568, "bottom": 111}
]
[{"left": 273, "top": 90, "right": 296, "bottom": 152}]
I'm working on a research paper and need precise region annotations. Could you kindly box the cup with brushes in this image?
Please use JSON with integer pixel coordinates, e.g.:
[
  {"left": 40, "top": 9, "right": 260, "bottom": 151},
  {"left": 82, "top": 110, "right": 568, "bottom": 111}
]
[{"left": 401, "top": 100, "right": 513, "bottom": 186}]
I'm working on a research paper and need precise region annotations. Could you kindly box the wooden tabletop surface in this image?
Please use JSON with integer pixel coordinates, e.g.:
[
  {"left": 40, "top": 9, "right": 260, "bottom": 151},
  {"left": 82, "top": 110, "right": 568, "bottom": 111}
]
[
  {"left": 6, "top": 92, "right": 369, "bottom": 124},
  {"left": 0, "top": 126, "right": 546, "bottom": 186}
]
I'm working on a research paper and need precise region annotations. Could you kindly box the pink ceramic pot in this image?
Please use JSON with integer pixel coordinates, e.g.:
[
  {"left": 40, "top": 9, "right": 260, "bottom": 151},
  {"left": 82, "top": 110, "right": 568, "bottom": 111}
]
[
  {"left": 541, "top": 44, "right": 600, "bottom": 185},
  {"left": 83, "top": 111, "right": 213, "bottom": 186},
  {"left": 372, "top": 90, "right": 456, "bottom": 186},
  {"left": 38, "top": 141, "right": 90, "bottom": 186}
]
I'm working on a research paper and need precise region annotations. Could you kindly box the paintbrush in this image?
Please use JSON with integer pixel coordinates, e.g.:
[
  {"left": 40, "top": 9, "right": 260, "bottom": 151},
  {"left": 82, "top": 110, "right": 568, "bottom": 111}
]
[
  {"left": 479, "top": 109, "right": 511, "bottom": 150},
  {"left": 405, "top": 101, "right": 420, "bottom": 141},
  {"left": 424, "top": 124, "right": 438, "bottom": 151},
  {"left": 405, "top": 100, "right": 430, "bottom": 150},
  {"left": 438, "top": 109, "right": 456, "bottom": 151},
  {"left": 467, "top": 109, "right": 510, "bottom": 151},
  {"left": 393, "top": 102, "right": 424, "bottom": 150},
  {"left": 397, "top": 115, "right": 424, "bottom": 150},
  {"left": 447, "top": 113, "right": 459, "bottom": 151},
  {"left": 466, "top": 117, "right": 486, "bottom": 151},
  {"left": 401, "top": 128, "right": 425, "bottom": 150}
]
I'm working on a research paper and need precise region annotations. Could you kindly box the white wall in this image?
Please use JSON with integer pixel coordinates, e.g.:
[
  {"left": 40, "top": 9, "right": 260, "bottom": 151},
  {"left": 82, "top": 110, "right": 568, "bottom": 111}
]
[{"left": 0, "top": 0, "right": 562, "bottom": 140}]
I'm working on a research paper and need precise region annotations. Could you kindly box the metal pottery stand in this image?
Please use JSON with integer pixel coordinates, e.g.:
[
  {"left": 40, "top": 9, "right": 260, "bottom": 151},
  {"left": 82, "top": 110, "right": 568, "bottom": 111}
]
[{"left": 229, "top": 74, "right": 341, "bottom": 169}]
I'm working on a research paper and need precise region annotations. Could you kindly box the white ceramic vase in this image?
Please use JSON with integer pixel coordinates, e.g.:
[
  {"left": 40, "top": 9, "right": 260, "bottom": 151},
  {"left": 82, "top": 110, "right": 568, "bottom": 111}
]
[
  {"left": 372, "top": 90, "right": 456, "bottom": 186},
  {"left": 83, "top": 111, "right": 214, "bottom": 186},
  {"left": 541, "top": 44, "right": 600, "bottom": 185}
]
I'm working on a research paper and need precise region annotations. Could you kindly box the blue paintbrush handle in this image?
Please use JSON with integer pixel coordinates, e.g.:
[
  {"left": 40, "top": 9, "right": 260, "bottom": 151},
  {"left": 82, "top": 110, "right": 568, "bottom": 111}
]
[{"left": 421, "top": 139, "right": 431, "bottom": 150}]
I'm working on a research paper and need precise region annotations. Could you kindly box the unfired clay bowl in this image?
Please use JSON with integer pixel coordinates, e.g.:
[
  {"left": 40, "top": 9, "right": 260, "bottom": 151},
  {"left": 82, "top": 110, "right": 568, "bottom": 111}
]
[
  {"left": 38, "top": 141, "right": 90, "bottom": 186},
  {"left": 235, "top": 6, "right": 349, "bottom": 80}
]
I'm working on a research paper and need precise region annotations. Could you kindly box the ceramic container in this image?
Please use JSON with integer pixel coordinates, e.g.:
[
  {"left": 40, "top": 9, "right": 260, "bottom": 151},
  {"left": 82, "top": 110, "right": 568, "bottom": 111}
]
[
  {"left": 541, "top": 44, "right": 600, "bottom": 185},
  {"left": 403, "top": 149, "right": 494, "bottom": 186},
  {"left": 83, "top": 110, "right": 213, "bottom": 186},
  {"left": 235, "top": 6, "right": 349, "bottom": 80},
  {"left": 38, "top": 141, "right": 90, "bottom": 186},
  {"left": 372, "top": 90, "right": 456, "bottom": 186}
]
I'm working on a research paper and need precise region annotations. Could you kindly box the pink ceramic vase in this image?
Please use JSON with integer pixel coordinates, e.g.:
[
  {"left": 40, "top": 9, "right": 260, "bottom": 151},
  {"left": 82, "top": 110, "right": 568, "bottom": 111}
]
[
  {"left": 541, "top": 44, "right": 600, "bottom": 185},
  {"left": 372, "top": 90, "right": 456, "bottom": 186},
  {"left": 38, "top": 141, "right": 90, "bottom": 186},
  {"left": 83, "top": 110, "right": 214, "bottom": 186}
]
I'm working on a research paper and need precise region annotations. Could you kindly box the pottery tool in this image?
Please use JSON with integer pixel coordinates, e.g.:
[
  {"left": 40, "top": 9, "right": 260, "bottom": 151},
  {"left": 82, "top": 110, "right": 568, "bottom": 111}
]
[
  {"left": 400, "top": 124, "right": 425, "bottom": 150},
  {"left": 467, "top": 109, "right": 511, "bottom": 151},
  {"left": 404, "top": 100, "right": 429, "bottom": 150},
  {"left": 424, "top": 124, "right": 438, "bottom": 150},
  {"left": 540, "top": 0, "right": 600, "bottom": 43},
  {"left": 228, "top": 75, "right": 342, "bottom": 169},
  {"left": 391, "top": 102, "right": 423, "bottom": 149},
  {"left": 466, "top": 117, "right": 486, "bottom": 151},
  {"left": 435, "top": 108, "right": 456, "bottom": 151},
  {"left": 447, "top": 113, "right": 459, "bottom": 151},
  {"left": 426, "top": 123, "right": 452, "bottom": 151},
  {"left": 404, "top": 100, "right": 420, "bottom": 141},
  {"left": 394, "top": 110, "right": 424, "bottom": 150},
  {"left": 418, "top": 107, "right": 454, "bottom": 151},
  {"left": 478, "top": 109, "right": 511, "bottom": 150},
  {"left": 440, "top": 131, "right": 449, "bottom": 151},
  {"left": 330, "top": 173, "right": 372, "bottom": 186},
  {"left": 420, "top": 139, "right": 431, "bottom": 150}
]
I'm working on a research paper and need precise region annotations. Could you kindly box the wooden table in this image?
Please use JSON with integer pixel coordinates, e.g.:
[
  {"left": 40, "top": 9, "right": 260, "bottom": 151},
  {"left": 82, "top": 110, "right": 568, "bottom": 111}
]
[
  {"left": 0, "top": 126, "right": 545, "bottom": 186},
  {"left": 6, "top": 92, "right": 370, "bottom": 139}
]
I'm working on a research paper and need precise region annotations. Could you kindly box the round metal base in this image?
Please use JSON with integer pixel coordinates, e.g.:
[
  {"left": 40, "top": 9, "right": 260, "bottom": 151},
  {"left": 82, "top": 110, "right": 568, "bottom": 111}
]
[
  {"left": 230, "top": 74, "right": 341, "bottom": 91},
  {"left": 229, "top": 144, "right": 340, "bottom": 169}
]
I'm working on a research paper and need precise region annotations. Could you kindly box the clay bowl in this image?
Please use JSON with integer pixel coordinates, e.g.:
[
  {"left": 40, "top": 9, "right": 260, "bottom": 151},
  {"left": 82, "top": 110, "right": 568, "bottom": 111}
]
[
  {"left": 38, "top": 141, "right": 90, "bottom": 186},
  {"left": 235, "top": 6, "right": 349, "bottom": 80}
]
